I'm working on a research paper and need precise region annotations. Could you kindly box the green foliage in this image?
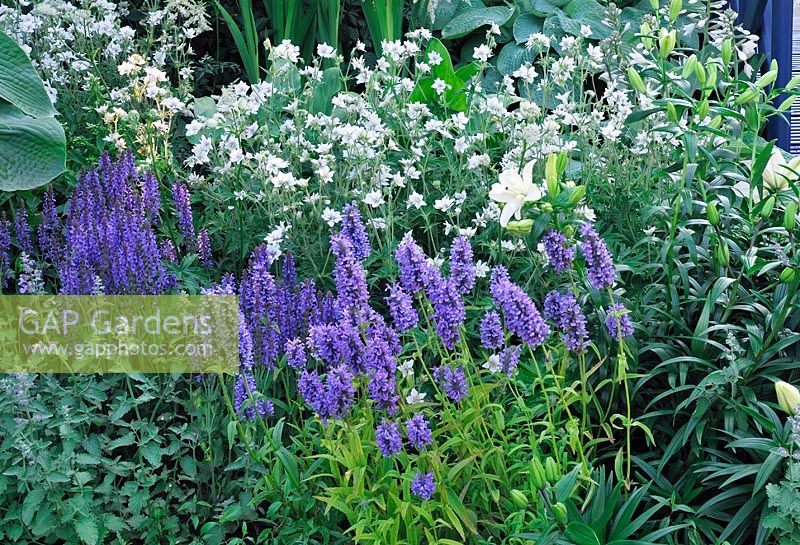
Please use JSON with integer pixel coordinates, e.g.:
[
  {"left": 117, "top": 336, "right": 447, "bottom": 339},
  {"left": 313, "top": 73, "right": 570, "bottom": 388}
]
[
  {"left": 0, "top": 31, "right": 65, "bottom": 191},
  {"left": 765, "top": 460, "right": 800, "bottom": 544}
]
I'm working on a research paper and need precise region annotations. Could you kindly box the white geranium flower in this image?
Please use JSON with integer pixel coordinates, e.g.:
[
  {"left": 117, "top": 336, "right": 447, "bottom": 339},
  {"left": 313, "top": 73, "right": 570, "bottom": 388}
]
[
  {"left": 321, "top": 207, "right": 342, "bottom": 227},
  {"left": 489, "top": 160, "right": 543, "bottom": 227},
  {"left": 399, "top": 360, "right": 414, "bottom": 378},
  {"left": 406, "top": 388, "right": 426, "bottom": 405},
  {"left": 483, "top": 354, "right": 502, "bottom": 373}
]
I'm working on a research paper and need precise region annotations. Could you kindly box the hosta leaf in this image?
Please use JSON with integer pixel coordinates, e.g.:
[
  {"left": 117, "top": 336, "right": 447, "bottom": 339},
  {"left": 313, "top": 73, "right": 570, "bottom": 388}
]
[
  {"left": 0, "top": 31, "right": 55, "bottom": 117},
  {"left": 441, "top": 6, "right": 514, "bottom": 39},
  {"left": 513, "top": 13, "right": 545, "bottom": 43},
  {"left": 497, "top": 42, "right": 539, "bottom": 75},
  {"left": 0, "top": 102, "right": 66, "bottom": 190}
]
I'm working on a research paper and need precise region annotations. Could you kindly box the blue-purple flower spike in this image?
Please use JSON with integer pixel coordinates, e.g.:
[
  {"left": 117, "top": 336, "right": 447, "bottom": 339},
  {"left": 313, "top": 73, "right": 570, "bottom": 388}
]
[
  {"left": 580, "top": 223, "right": 615, "bottom": 290},
  {"left": 450, "top": 235, "right": 476, "bottom": 294},
  {"left": 605, "top": 303, "right": 634, "bottom": 340},
  {"left": 490, "top": 266, "right": 550, "bottom": 348},
  {"left": 341, "top": 202, "right": 371, "bottom": 261},
  {"left": 541, "top": 229, "right": 575, "bottom": 272},
  {"left": 411, "top": 472, "right": 436, "bottom": 500}
]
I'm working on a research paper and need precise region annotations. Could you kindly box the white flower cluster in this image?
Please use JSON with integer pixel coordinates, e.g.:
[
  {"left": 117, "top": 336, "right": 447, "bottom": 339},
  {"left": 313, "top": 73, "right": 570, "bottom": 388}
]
[{"left": 0, "top": 0, "right": 208, "bottom": 104}]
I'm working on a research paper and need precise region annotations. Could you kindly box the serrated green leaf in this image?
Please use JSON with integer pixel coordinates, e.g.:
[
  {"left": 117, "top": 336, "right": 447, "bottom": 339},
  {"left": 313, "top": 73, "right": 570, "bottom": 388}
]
[{"left": 74, "top": 517, "right": 99, "bottom": 545}]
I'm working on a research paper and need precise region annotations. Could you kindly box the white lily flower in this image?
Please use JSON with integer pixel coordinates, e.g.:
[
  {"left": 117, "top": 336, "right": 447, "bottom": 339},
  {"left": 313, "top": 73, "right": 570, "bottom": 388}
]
[
  {"left": 489, "top": 160, "right": 544, "bottom": 227},
  {"left": 763, "top": 149, "right": 800, "bottom": 192}
]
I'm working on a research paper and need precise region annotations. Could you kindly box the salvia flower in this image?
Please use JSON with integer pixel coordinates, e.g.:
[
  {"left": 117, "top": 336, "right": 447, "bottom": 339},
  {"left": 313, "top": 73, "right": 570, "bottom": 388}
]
[
  {"left": 541, "top": 229, "right": 575, "bottom": 272},
  {"left": 385, "top": 283, "right": 418, "bottom": 332},
  {"left": 426, "top": 270, "right": 466, "bottom": 350},
  {"left": 411, "top": 472, "right": 436, "bottom": 500},
  {"left": 14, "top": 204, "right": 34, "bottom": 255},
  {"left": 433, "top": 365, "right": 468, "bottom": 402},
  {"left": 172, "top": 182, "right": 196, "bottom": 247},
  {"left": 298, "top": 365, "right": 356, "bottom": 423},
  {"left": 544, "top": 291, "right": 589, "bottom": 352},
  {"left": 340, "top": 202, "right": 370, "bottom": 261},
  {"left": 480, "top": 311, "right": 504, "bottom": 349},
  {"left": 285, "top": 337, "right": 307, "bottom": 369},
  {"left": 197, "top": 228, "right": 212, "bottom": 267},
  {"left": 234, "top": 371, "right": 274, "bottom": 421},
  {"left": 405, "top": 413, "right": 432, "bottom": 450},
  {"left": 605, "top": 303, "right": 634, "bottom": 340},
  {"left": 18, "top": 254, "right": 44, "bottom": 295},
  {"left": 580, "top": 223, "right": 615, "bottom": 289},
  {"left": 498, "top": 345, "right": 521, "bottom": 376},
  {"left": 330, "top": 233, "right": 369, "bottom": 311},
  {"left": 37, "top": 188, "right": 62, "bottom": 264},
  {"left": 375, "top": 418, "right": 403, "bottom": 458},
  {"left": 449, "top": 235, "right": 476, "bottom": 294},
  {"left": 395, "top": 233, "right": 433, "bottom": 294},
  {"left": 0, "top": 213, "right": 10, "bottom": 289},
  {"left": 59, "top": 153, "right": 169, "bottom": 295},
  {"left": 490, "top": 266, "right": 550, "bottom": 348}
]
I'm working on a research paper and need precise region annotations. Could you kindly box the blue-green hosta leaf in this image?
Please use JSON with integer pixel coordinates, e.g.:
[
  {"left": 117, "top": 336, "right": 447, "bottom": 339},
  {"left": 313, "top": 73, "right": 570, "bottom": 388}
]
[
  {"left": 496, "top": 42, "right": 539, "bottom": 75},
  {"left": 0, "top": 102, "right": 66, "bottom": 191},
  {"left": 513, "top": 13, "right": 545, "bottom": 43},
  {"left": 0, "top": 31, "right": 55, "bottom": 117},
  {"left": 441, "top": 6, "right": 514, "bottom": 39}
]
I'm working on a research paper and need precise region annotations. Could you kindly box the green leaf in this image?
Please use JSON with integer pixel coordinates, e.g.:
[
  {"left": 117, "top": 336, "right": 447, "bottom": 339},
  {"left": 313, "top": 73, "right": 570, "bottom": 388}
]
[
  {"left": 513, "top": 13, "right": 545, "bottom": 43},
  {"left": 0, "top": 31, "right": 55, "bottom": 117},
  {"left": 565, "top": 522, "right": 602, "bottom": 545},
  {"left": 310, "top": 67, "right": 342, "bottom": 115},
  {"left": 497, "top": 42, "right": 539, "bottom": 75},
  {"left": 441, "top": 6, "right": 514, "bottom": 39},
  {"left": 140, "top": 442, "right": 163, "bottom": 467},
  {"left": 21, "top": 487, "right": 46, "bottom": 526},
  {"left": 0, "top": 100, "right": 66, "bottom": 191},
  {"left": 74, "top": 517, "right": 99, "bottom": 545}
]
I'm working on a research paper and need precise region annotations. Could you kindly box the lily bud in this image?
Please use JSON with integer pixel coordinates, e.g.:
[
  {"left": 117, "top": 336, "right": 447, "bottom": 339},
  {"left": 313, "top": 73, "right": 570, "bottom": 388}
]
[
  {"left": 530, "top": 458, "right": 547, "bottom": 490},
  {"left": 761, "top": 196, "right": 775, "bottom": 218},
  {"left": 778, "top": 95, "right": 797, "bottom": 113},
  {"left": 755, "top": 69, "right": 778, "bottom": 90},
  {"left": 775, "top": 381, "right": 800, "bottom": 414},
  {"left": 706, "top": 201, "right": 719, "bottom": 225},
  {"left": 682, "top": 54, "right": 697, "bottom": 79},
  {"left": 669, "top": 0, "right": 682, "bottom": 21},
  {"left": 721, "top": 38, "right": 732, "bottom": 66},
  {"left": 715, "top": 238, "right": 729, "bottom": 266},
  {"left": 697, "top": 99, "right": 709, "bottom": 120},
  {"left": 567, "top": 186, "right": 586, "bottom": 207},
  {"left": 705, "top": 63, "right": 717, "bottom": 89},
  {"left": 507, "top": 219, "right": 533, "bottom": 236},
  {"left": 658, "top": 29, "right": 676, "bottom": 58},
  {"left": 640, "top": 21, "right": 654, "bottom": 49},
  {"left": 784, "top": 202, "right": 797, "bottom": 230},
  {"left": 666, "top": 103, "right": 678, "bottom": 123},
  {"left": 779, "top": 267, "right": 795, "bottom": 284},
  {"left": 627, "top": 67, "right": 647, "bottom": 94},
  {"left": 510, "top": 489, "right": 528, "bottom": 509},
  {"left": 544, "top": 457, "right": 560, "bottom": 483},
  {"left": 546, "top": 154, "right": 559, "bottom": 187},
  {"left": 734, "top": 87, "right": 759, "bottom": 106},
  {"left": 786, "top": 74, "right": 800, "bottom": 91},
  {"left": 553, "top": 502, "right": 568, "bottom": 526}
]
